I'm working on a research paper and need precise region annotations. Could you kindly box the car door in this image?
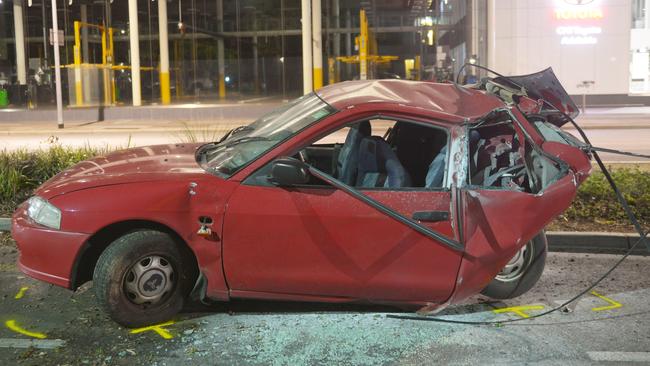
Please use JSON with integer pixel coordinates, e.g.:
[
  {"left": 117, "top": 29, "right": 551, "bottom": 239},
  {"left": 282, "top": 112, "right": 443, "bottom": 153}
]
[
  {"left": 452, "top": 112, "right": 582, "bottom": 302},
  {"left": 222, "top": 118, "right": 464, "bottom": 304}
]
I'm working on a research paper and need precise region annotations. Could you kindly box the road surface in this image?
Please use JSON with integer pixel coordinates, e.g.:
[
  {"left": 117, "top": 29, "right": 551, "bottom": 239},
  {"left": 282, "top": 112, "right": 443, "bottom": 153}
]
[{"left": 1, "top": 236, "right": 649, "bottom": 365}]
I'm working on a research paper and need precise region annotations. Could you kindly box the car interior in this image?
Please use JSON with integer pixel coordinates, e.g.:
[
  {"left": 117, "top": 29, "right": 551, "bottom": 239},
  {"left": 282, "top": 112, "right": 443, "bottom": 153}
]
[
  {"left": 468, "top": 111, "right": 564, "bottom": 193},
  {"left": 294, "top": 119, "right": 449, "bottom": 189}
]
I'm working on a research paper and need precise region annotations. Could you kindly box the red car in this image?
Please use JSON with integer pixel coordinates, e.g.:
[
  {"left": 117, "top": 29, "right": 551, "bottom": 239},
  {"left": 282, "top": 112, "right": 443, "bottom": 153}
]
[{"left": 12, "top": 69, "right": 591, "bottom": 327}]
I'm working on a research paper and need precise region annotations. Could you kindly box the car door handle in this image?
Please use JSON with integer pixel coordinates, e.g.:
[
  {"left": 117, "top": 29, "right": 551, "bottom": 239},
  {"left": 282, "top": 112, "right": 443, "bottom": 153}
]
[{"left": 412, "top": 211, "right": 449, "bottom": 222}]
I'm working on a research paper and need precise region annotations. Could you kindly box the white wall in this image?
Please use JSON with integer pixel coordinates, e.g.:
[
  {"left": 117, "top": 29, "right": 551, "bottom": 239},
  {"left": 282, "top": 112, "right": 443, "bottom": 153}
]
[{"left": 489, "top": 0, "right": 631, "bottom": 95}]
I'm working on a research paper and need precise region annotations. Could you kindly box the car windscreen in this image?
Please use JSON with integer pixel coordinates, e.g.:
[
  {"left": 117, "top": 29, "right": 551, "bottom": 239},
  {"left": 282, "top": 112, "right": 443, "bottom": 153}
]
[{"left": 198, "top": 93, "right": 336, "bottom": 178}]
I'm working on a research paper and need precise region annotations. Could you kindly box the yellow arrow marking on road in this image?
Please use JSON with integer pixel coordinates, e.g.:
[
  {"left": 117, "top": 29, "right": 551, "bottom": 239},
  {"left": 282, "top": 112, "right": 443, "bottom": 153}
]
[
  {"left": 130, "top": 320, "right": 175, "bottom": 339},
  {"left": 590, "top": 291, "right": 622, "bottom": 311},
  {"left": 5, "top": 320, "right": 47, "bottom": 339},
  {"left": 14, "top": 286, "right": 29, "bottom": 299},
  {"left": 493, "top": 305, "right": 545, "bottom": 318}
]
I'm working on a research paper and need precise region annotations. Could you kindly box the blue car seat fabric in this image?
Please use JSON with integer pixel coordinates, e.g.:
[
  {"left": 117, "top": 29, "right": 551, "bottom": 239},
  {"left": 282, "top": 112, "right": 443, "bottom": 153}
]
[
  {"left": 356, "top": 136, "right": 412, "bottom": 188},
  {"left": 336, "top": 121, "right": 371, "bottom": 185},
  {"left": 425, "top": 145, "right": 447, "bottom": 188}
]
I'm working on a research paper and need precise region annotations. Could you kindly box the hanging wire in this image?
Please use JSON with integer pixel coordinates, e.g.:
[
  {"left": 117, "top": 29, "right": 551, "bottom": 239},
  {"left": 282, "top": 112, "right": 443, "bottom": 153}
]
[{"left": 388, "top": 63, "right": 649, "bottom": 326}]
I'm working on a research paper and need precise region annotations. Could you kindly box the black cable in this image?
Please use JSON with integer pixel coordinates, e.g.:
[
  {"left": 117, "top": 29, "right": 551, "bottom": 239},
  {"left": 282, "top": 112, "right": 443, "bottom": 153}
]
[
  {"left": 584, "top": 146, "right": 650, "bottom": 160},
  {"left": 387, "top": 231, "right": 647, "bottom": 325},
  {"left": 455, "top": 63, "right": 526, "bottom": 91},
  {"left": 389, "top": 64, "right": 649, "bottom": 325}
]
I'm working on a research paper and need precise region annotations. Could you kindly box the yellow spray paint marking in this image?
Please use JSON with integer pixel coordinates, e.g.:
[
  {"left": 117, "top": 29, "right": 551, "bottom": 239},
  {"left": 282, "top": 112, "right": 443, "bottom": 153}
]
[
  {"left": 0, "top": 263, "right": 17, "bottom": 272},
  {"left": 14, "top": 286, "right": 29, "bottom": 299},
  {"left": 493, "top": 305, "right": 545, "bottom": 319},
  {"left": 130, "top": 320, "right": 175, "bottom": 339},
  {"left": 590, "top": 291, "right": 622, "bottom": 311},
  {"left": 5, "top": 320, "right": 47, "bottom": 339}
]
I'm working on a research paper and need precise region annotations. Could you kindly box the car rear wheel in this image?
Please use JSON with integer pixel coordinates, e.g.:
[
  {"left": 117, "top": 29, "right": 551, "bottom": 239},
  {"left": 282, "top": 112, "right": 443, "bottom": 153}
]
[
  {"left": 93, "top": 230, "right": 197, "bottom": 327},
  {"left": 481, "top": 231, "right": 547, "bottom": 300}
]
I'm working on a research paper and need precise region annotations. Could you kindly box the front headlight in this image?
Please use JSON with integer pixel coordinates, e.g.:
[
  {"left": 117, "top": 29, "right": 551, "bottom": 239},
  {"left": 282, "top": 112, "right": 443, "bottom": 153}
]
[{"left": 27, "top": 196, "right": 61, "bottom": 230}]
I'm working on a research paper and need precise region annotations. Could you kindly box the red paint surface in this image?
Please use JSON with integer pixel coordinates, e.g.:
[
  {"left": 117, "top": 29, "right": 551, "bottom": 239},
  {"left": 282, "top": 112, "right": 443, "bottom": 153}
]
[
  {"left": 12, "top": 79, "right": 590, "bottom": 308},
  {"left": 224, "top": 187, "right": 460, "bottom": 303}
]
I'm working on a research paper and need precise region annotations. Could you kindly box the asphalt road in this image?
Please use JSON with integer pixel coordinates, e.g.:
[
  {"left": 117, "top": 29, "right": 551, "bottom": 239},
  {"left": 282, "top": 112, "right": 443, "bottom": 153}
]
[{"left": 1, "top": 236, "right": 649, "bottom": 365}]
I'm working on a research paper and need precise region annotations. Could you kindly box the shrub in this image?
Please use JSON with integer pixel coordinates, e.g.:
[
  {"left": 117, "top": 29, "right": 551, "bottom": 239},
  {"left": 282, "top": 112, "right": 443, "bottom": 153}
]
[
  {"left": 562, "top": 167, "right": 650, "bottom": 229},
  {"left": 0, "top": 145, "right": 109, "bottom": 215}
]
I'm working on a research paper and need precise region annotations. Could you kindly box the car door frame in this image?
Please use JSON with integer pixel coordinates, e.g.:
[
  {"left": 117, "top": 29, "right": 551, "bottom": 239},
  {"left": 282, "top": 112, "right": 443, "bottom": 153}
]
[
  {"left": 222, "top": 104, "right": 468, "bottom": 303},
  {"left": 232, "top": 106, "right": 466, "bottom": 250},
  {"left": 447, "top": 108, "right": 581, "bottom": 304}
]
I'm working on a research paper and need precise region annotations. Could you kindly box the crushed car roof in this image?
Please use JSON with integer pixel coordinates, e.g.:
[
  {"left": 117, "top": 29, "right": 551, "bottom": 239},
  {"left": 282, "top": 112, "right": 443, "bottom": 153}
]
[{"left": 316, "top": 79, "right": 506, "bottom": 122}]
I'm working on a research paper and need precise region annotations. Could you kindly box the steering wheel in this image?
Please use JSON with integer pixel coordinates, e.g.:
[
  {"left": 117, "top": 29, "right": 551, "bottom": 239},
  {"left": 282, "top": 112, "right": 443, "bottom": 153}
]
[{"left": 484, "top": 164, "right": 526, "bottom": 187}]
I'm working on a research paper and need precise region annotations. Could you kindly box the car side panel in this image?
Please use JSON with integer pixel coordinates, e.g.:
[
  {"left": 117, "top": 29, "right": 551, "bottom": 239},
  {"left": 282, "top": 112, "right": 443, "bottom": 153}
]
[
  {"left": 452, "top": 173, "right": 578, "bottom": 303},
  {"left": 223, "top": 185, "right": 462, "bottom": 304},
  {"left": 30, "top": 176, "right": 236, "bottom": 300}
]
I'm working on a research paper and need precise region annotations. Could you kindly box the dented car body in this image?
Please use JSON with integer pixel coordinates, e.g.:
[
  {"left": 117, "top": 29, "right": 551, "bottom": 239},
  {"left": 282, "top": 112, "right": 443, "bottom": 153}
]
[{"left": 12, "top": 68, "right": 592, "bottom": 326}]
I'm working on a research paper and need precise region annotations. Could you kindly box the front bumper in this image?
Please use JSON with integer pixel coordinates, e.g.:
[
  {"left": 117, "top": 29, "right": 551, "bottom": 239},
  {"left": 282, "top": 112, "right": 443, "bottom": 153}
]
[{"left": 12, "top": 206, "right": 89, "bottom": 289}]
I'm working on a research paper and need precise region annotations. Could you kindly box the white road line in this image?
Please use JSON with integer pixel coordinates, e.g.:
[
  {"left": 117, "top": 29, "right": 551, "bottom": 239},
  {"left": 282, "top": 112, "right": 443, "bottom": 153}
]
[
  {"left": 588, "top": 351, "right": 650, "bottom": 362},
  {"left": 0, "top": 338, "right": 66, "bottom": 349}
]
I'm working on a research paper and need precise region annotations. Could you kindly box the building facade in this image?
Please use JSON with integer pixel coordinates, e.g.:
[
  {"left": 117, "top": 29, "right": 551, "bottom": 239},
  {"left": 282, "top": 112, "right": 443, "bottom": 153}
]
[{"left": 0, "top": 0, "right": 647, "bottom": 109}]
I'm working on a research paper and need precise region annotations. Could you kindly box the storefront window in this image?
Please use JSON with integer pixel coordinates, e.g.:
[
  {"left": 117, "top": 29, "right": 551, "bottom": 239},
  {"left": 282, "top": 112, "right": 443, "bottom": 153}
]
[{"left": 630, "top": 0, "right": 650, "bottom": 93}]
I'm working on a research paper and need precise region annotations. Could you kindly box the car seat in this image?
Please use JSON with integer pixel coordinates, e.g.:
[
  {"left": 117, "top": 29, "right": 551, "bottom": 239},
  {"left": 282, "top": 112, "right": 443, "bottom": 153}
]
[
  {"left": 390, "top": 122, "right": 445, "bottom": 186},
  {"left": 425, "top": 145, "right": 447, "bottom": 188},
  {"left": 356, "top": 136, "right": 412, "bottom": 188},
  {"left": 336, "top": 121, "right": 371, "bottom": 185}
]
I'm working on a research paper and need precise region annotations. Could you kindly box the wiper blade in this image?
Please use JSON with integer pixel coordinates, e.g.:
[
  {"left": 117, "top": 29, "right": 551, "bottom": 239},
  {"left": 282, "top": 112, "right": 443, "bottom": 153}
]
[
  {"left": 217, "top": 125, "right": 254, "bottom": 144},
  {"left": 224, "top": 135, "right": 270, "bottom": 148}
]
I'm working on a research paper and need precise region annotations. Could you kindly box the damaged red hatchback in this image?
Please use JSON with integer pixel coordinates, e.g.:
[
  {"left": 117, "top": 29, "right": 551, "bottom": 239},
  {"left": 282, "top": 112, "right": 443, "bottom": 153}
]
[{"left": 12, "top": 69, "right": 591, "bottom": 327}]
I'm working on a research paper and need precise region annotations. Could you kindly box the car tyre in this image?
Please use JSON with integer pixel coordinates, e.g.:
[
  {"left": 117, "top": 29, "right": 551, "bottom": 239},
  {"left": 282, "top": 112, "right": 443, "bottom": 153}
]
[
  {"left": 481, "top": 231, "right": 547, "bottom": 300},
  {"left": 93, "top": 230, "right": 197, "bottom": 327}
]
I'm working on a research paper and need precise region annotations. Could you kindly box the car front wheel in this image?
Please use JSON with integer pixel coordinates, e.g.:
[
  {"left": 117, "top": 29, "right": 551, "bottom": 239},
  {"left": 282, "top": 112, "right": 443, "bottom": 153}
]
[
  {"left": 93, "top": 230, "right": 197, "bottom": 327},
  {"left": 481, "top": 231, "right": 547, "bottom": 300}
]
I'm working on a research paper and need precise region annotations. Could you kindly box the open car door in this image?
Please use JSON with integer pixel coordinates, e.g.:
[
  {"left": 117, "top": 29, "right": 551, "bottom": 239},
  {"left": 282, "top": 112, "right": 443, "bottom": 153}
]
[{"left": 449, "top": 110, "right": 583, "bottom": 303}]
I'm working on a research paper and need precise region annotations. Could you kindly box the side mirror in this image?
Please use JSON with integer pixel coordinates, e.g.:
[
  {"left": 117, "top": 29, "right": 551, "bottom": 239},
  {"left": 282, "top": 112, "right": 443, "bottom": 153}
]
[{"left": 268, "top": 157, "right": 310, "bottom": 186}]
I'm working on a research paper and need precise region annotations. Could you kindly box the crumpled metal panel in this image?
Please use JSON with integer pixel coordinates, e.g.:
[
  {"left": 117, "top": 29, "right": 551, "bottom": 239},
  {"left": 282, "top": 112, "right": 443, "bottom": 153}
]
[
  {"left": 452, "top": 172, "right": 579, "bottom": 303},
  {"left": 317, "top": 79, "right": 506, "bottom": 122}
]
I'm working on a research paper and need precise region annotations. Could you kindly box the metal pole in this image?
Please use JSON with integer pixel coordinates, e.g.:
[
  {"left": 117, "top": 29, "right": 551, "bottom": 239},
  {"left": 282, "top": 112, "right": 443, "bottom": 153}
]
[
  {"left": 128, "top": 0, "right": 142, "bottom": 106},
  {"left": 13, "top": 0, "right": 27, "bottom": 85},
  {"left": 41, "top": 0, "right": 48, "bottom": 68},
  {"left": 332, "top": 0, "right": 340, "bottom": 83},
  {"left": 359, "top": 9, "right": 368, "bottom": 80},
  {"left": 217, "top": 0, "right": 226, "bottom": 99},
  {"left": 487, "top": 0, "right": 496, "bottom": 70},
  {"left": 50, "top": 0, "right": 64, "bottom": 128},
  {"left": 280, "top": 0, "right": 286, "bottom": 100},
  {"left": 80, "top": 5, "right": 89, "bottom": 62},
  {"left": 345, "top": 8, "right": 352, "bottom": 79},
  {"left": 158, "top": 0, "right": 171, "bottom": 104},
  {"left": 301, "top": 0, "right": 313, "bottom": 94},
  {"left": 252, "top": 9, "right": 259, "bottom": 94},
  {"left": 311, "top": 0, "right": 323, "bottom": 89},
  {"left": 80, "top": 4, "right": 91, "bottom": 103},
  {"left": 73, "top": 21, "right": 83, "bottom": 106}
]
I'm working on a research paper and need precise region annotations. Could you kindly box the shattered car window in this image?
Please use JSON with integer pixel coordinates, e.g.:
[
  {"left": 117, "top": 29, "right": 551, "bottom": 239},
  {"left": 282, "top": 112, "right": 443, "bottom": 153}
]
[
  {"left": 469, "top": 111, "right": 565, "bottom": 193},
  {"left": 532, "top": 120, "right": 585, "bottom": 148},
  {"left": 198, "top": 93, "right": 336, "bottom": 177}
]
